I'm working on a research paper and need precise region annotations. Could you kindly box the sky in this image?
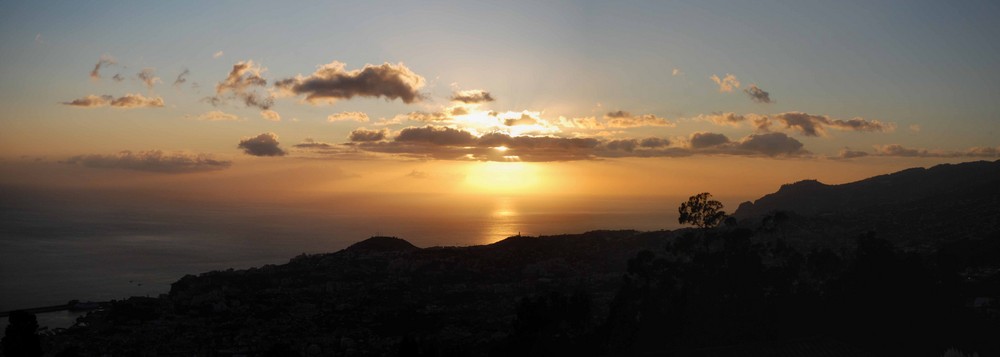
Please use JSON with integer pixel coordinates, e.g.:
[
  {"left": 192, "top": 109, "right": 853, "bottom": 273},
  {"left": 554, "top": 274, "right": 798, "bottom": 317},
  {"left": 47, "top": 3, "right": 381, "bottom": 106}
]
[
  {"left": 1, "top": 0, "right": 999, "bottom": 203},
  {"left": 3, "top": 0, "right": 1000, "bottom": 311}
]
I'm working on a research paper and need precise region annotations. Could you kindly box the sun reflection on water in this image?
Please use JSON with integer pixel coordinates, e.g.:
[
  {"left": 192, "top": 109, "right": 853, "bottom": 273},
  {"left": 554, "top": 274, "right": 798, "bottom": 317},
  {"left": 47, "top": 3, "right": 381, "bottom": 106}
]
[{"left": 483, "top": 196, "right": 523, "bottom": 244}]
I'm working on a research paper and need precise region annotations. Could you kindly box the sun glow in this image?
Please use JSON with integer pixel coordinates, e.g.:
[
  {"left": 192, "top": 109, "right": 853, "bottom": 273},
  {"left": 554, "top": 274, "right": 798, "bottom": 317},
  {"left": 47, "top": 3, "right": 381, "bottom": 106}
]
[{"left": 463, "top": 161, "right": 544, "bottom": 194}]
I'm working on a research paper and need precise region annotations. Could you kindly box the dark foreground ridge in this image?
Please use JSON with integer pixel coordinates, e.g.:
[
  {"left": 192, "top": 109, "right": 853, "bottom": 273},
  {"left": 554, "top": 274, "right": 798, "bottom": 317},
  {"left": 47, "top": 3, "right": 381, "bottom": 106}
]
[{"left": 8, "top": 161, "right": 1000, "bottom": 357}]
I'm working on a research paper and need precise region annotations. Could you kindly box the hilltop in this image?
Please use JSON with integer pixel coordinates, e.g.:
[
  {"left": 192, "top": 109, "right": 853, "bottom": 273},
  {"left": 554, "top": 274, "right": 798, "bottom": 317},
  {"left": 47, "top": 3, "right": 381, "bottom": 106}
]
[{"left": 733, "top": 160, "right": 1000, "bottom": 247}]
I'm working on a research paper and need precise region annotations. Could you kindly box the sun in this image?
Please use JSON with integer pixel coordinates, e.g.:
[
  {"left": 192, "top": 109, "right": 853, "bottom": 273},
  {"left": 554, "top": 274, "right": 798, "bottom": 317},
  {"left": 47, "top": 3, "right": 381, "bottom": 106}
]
[{"left": 463, "top": 161, "right": 544, "bottom": 194}]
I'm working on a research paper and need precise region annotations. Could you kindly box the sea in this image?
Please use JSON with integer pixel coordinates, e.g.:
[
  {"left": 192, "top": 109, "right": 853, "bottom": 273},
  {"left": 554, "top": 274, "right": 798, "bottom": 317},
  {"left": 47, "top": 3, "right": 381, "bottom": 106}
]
[{"left": 0, "top": 186, "right": 728, "bottom": 329}]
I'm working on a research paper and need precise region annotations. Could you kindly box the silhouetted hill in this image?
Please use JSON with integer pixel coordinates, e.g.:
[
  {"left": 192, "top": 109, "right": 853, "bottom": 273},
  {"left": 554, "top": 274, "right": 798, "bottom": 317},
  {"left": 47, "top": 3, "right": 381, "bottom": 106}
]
[
  {"left": 345, "top": 236, "right": 418, "bottom": 253},
  {"left": 733, "top": 160, "right": 1000, "bottom": 247}
]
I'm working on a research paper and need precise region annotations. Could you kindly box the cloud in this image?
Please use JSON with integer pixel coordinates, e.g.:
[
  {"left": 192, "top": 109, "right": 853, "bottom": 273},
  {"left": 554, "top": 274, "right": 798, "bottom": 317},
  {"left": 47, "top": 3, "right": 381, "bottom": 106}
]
[
  {"left": 558, "top": 116, "right": 605, "bottom": 130},
  {"left": 731, "top": 132, "right": 805, "bottom": 156},
  {"left": 451, "top": 106, "right": 469, "bottom": 116},
  {"left": 744, "top": 84, "right": 772, "bottom": 103},
  {"left": 689, "top": 132, "right": 731, "bottom": 149},
  {"left": 238, "top": 132, "right": 286, "bottom": 156},
  {"left": 275, "top": 61, "right": 425, "bottom": 104},
  {"left": 640, "top": 137, "right": 670, "bottom": 148},
  {"left": 260, "top": 110, "right": 281, "bottom": 122},
  {"left": 672, "top": 68, "right": 682, "bottom": 76},
  {"left": 327, "top": 111, "right": 370, "bottom": 122},
  {"left": 293, "top": 138, "right": 335, "bottom": 149},
  {"left": 700, "top": 112, "right": 746, "bottom": 127},
  {"left": 173, "top": 69, "right": 190, "bottom": 87},
  {"left": 395, "top": 126, "right": 478, "bottom": 146},
  {"left": 604, "top": 139, "right": 639, "bottom": 152},
  {"left": 137, "top": 68, "right": 161, "bottom": 89},
  {"left": 110, "top": 93, "right": 165, "bottom": 108},
  {"left": 112, "top": 74, "right": 125, "bottom": 82},
  {"left": 62, "top": 93, "right": 164, "bottom": 108},
  {"left": 64, "top": 150, "right": 231, "bottom": 173},
  {"left": 90, "top": 55, "right": 116, "bottom": 80},
  {"left": 349, "top": 128, "right": 389, "bottom": 142},
  {"left": 211, "top": 60, "right": 274, "bottom": 110},
  {"left": 451, "top": 89, "right": 494, "bottom": 103},
  {"left": 406, "top": 170, "right": 429, "bottom": 179},
  {"left": 835, "top": 148, "right": 870, "bottom": 159},
  {"left": 603, "top": 111, "right": 674, "bottom": 128},
  {"left": 504, "top": 114, "right": 539, "bottom": 126},
  {"left": 771, "top": 112, "right": 893, "bottom": 137},
  {"left": 400, "top": 111, "right": 451, "bottom": 123},
  {"left": 194, "top": 110, "right": 240, "bottom": 121},
  {"left": 710, "top": 73, "right": 740, "bottom": 92},
  {"left": 351, "top": 126, "right": 807, "bottom": 161},
  {"left": 62, "top": 95, "right": 113, "bottom": 107},
  {"left": 213, "top": 51, "right": 224, "bottom": 59},
  {"left": 869, "top": 144, "right": 999, "bottom": 158},
  {"left": 966, "top": 146, "right": 1000, "bottom": 157}
]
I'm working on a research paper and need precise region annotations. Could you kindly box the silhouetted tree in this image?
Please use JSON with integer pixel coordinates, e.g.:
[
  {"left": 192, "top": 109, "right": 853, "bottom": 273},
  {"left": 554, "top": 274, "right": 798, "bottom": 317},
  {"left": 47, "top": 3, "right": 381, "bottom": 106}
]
[
  {"left": 2, "top": 310, "right": 43, "bottom": 357},
  {"left": 678, "top": 192, "right": 726, "bottom": 228}
]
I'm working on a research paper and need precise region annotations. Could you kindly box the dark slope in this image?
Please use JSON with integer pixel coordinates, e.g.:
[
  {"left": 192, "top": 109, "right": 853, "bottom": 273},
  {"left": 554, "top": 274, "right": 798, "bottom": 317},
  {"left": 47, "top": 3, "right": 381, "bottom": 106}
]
[
  {"left": 345, "top": 236, "right": 419, "bottom": 253},
  {"left": 732, "top": 160, "right": 1000, "bottom": 246}
]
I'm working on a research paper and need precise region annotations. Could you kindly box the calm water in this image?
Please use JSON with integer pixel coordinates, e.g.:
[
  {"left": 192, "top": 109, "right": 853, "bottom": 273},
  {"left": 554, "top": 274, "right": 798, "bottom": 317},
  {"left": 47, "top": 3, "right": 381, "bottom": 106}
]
[{"left": 0, "top": 186, "right": 694, "bottom": 312}]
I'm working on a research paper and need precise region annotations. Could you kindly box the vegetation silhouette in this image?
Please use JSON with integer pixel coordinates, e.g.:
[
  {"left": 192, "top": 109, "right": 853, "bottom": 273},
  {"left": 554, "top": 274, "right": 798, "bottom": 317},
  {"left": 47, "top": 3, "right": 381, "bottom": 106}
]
[
  {"left": 678, "top": 192, "right": 727, "bottom": 229},
  {"left": 2, "top": 310, "right": 43, "bottom": 357}
]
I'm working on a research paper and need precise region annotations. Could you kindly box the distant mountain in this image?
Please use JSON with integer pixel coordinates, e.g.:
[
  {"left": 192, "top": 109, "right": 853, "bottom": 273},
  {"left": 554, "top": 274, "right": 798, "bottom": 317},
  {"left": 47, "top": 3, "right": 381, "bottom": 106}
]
[{"left": 733, "top": 160, "right": 1000, "bottom": 245}]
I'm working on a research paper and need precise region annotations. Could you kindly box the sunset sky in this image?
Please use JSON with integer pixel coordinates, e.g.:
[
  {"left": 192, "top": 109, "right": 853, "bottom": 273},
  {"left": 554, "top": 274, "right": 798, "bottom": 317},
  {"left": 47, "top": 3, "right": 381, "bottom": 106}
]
[{"left": 1, "top": 1, "right": 999, "bottom": 201}]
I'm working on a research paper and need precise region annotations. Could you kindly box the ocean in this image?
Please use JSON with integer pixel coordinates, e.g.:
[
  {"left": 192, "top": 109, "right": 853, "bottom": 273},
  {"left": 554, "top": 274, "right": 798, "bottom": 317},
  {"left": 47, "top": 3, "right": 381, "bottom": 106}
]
[{"left": 1, "top": 186, "right": 705, "bottom": 317}]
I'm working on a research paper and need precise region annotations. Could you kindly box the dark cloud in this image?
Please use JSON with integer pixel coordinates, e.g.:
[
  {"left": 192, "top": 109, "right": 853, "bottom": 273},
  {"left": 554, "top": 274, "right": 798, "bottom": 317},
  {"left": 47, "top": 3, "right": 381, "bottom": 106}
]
[
  {"left": 352, "top": 127, "right": 600, "bottom": 162},
  {"left": 293, "top": 138, "right": 335, "bottom": 149},
  {"left": 836, "top": 148, "right": 870, "bottom": 159},
  {"left": 640, "top": 137, "right": 670, "bottom": 148},
  {"left": 212, "top": 60, "right": 274, "bottom": 110},
  {"left": 828, "top": 118, "right": 891, "bottom": 132},
  {"left": 604, "top": 139, "right": 639, "bottom": 152},
  {"left": 349, "top": 128, "right": 389, "bottom": 142},
  {"left": 603, "top": 111, "right": 673, "bottom": 128},
  {"left": 173, "top": 68, "right": 190, "bottom": 87},
  {"left": 90, "top": 55, "right": 116, "bottom": 80},
  {"left": 503, "top": 114, "right": 538, "bottom": 126},
  {"left": 744, "top": 84, "right": 773, "bottom": 104},
  {"left": 731, "top": 132, "right": 805, "bottom": 156},
  {"left": 689, "top": 132, "right": 730, "bottom": 149},
  {"left": 451, "top": 89, "right": 494, "bottom": 103},
  {"left": 62, "top": 94, "right": 164, "bottom": 108},
  {"left": 772, "top": 112, "right": 893, "bottom": 136},
  {"left": 328, "top": 125, "right": 808, "bottom": 162},
  {"left": 64, "top": 150, "right": 231, "bottom": 173},
  {"left": 967, "top": 146, "right": 1000, "bottom": 157},
  {"left": 137, "top": 68, "right": 161, "bottom": 89},
  {"left": 450, "top": 107, "right": 469, "bottom": 116},
  {"left": 395, "top": 126, "right": 477, "bottom": 146},
  {"left": 237, "top": 132, "right": 286, "bottom": 156},
  {"left": 62, "top": 95, "right": 113, "bottom": 107},
  {"left": 773, "top": 112, "right": 827, "bottom": 136},
  {"left": 275, "top": 61, "right": 425, "bottom": 104},
  {"left": 112, "top": 74, "right": 125, "bottom": 82}
]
